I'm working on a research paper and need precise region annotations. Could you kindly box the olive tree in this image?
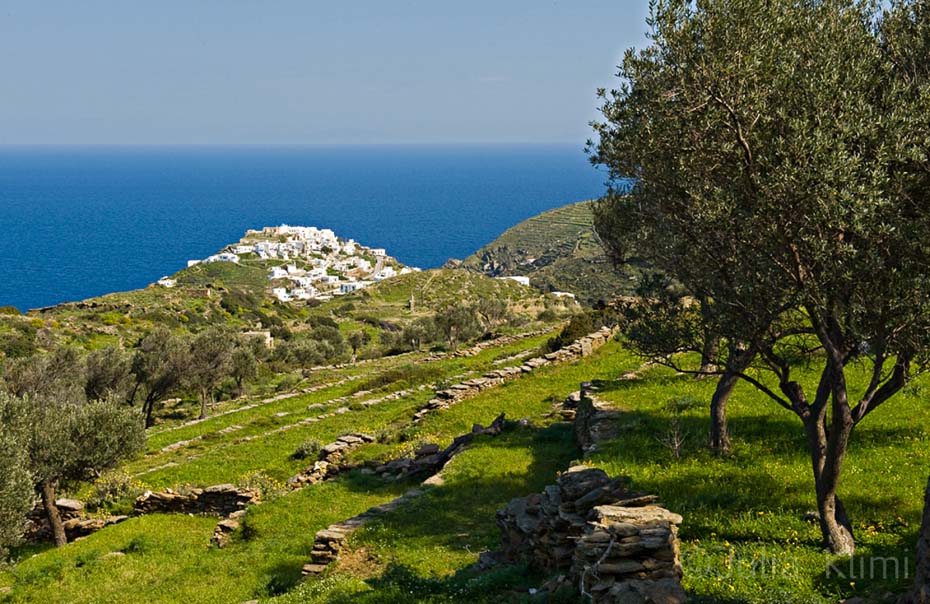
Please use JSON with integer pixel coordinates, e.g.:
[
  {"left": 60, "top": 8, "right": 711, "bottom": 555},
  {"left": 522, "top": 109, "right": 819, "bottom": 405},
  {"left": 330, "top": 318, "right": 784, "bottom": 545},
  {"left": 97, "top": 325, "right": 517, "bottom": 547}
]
[
  {"left": 0, "top": 393, "right": 32, "bottom": 558},
  {"left": 21, "top": 394, "right": 144, "bottom": 546},
  {"left": 592, "top": 0, "right": 930, "bottom": 554},
  {"left": 129, "top": 327, "right": 189, "bottom": 427},
  {"left": 186, "top": 328, "right": 235, "bottom": 420}
]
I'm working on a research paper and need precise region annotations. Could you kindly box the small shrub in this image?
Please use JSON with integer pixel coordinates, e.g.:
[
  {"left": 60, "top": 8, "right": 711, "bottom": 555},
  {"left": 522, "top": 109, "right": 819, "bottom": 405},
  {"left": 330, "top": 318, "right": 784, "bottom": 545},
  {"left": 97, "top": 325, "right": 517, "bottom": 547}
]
[
  {"left": 292, "top": 438, "right": 323, "bottom": 461},
  {"left": 537, "top": 308, "right": 558, "bottom": 322},
  {"left": 123, "top": 534, "right": 156, "bottom": 555},
  {"left": 241, "top": 470, "right": 286, "bottom": 500},
  {"left": 87, "top": 470, "right": 144, "bottom": 513}
]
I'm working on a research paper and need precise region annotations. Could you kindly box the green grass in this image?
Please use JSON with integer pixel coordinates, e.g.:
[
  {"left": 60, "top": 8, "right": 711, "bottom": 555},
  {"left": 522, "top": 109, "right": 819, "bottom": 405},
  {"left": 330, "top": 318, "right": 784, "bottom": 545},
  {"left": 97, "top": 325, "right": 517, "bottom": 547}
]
[
  {"left": 587, "top": 361, "right": 930, "bottom": 603},
  {"left": 5, "top": 335, "right": 927, "bottom": 604}
]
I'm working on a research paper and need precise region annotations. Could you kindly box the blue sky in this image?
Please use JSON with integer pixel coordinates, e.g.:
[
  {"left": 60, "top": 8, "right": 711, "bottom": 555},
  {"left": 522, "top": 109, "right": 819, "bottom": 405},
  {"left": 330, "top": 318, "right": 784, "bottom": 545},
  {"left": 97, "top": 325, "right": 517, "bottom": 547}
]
[{"left": 0, "top": 1, "right": 650, "bottom": 145}]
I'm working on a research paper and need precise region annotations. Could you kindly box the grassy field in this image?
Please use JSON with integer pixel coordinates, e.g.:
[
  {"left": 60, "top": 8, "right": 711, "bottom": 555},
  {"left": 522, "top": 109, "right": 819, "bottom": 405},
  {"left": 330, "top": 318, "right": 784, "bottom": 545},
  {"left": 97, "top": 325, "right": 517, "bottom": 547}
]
[{"left": 2, "top": 335, "right": 928, "bottom": 603}]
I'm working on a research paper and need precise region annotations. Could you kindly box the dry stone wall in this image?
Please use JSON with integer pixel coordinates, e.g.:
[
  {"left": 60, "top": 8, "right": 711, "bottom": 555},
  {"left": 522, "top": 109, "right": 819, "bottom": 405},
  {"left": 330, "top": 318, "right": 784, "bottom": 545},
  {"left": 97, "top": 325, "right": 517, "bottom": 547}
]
[
  {"left": 495, "top": 466, "right": 686, "bottom": 604},
  {"left": 413, "top": 326, "right": 616, "bottom": 422},
  {"left": 302, "top": 413, "right": 508, "bottom": 576},
  {"left": 286, "top": 433, "right": 375, "bottom": 487},
  {"left": 133, "top": 483, "right": 259, "bottom": 517},
  {"left": 574, "top": 389, "right": 623, "bottom": 455},
  {"left": 26, "top": 499, "right": 128, "bottom": 543}
]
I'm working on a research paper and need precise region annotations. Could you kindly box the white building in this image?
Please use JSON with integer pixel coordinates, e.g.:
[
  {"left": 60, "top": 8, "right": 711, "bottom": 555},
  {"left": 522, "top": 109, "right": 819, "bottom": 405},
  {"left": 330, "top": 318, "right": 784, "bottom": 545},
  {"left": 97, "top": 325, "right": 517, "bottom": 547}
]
[
  {"left": 156, "top": 277, "right": 177, "bottom": 288},
  {"left": 269, "top": 267, "right": 289, "bottom": 280},
  {"left": 370, "top": 248, "right": 387, "bottom": 257},
  {"left": 204, "top": 252, "right": 240, "bottom": 264},
  {"left": 339, "top": 281, "right": 372, "bottom": 294},
  {"left": 497, "top": 276, "right": 531, "bottom": 287}
]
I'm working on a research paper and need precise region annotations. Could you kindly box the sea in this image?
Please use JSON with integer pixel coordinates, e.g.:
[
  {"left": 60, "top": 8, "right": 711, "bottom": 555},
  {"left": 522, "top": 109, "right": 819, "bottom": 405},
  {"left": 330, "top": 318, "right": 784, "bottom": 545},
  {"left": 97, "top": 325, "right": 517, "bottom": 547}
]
[{"left": 1, "top": 145, "right": 607, "bottom": 312}]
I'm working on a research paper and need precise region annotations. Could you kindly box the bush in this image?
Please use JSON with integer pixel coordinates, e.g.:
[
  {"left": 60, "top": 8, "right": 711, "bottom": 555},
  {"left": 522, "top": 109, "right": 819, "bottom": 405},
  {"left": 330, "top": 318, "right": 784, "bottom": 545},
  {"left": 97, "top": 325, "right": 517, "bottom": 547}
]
[
  {"left": 292, "top": 438, "right": 323, "bottom": 461},
  {"left": 241, "top": 470, "right": 285, "bottom": 500},
  {"left": 544, "top": 307, "right": 621, "bottom": 353},
  {"left": 87, "top": 470, "right": 144, "bottom": 513},
  {"left": 537, "top": 308, "right": 559, "bottom": 322}
]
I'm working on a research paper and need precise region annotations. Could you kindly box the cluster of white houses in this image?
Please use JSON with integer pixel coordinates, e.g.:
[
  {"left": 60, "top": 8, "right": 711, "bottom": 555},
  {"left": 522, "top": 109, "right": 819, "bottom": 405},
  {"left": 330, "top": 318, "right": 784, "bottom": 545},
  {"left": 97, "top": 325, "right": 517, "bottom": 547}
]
[{"left": 164, "top": 225, "right": 417, "bottom": 302}]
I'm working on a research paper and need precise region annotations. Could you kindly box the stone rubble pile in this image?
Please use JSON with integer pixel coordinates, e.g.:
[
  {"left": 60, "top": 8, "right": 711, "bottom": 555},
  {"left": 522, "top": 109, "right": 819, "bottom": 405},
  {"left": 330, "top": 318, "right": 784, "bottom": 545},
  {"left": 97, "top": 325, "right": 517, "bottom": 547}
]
[
  {"left": 413, "top": 327, "right": 616, "bottom": 422},
  {"left": 495, "top": 466, "right": 686, "bottom": 604},
  {"left": 133, "top": 483, "right": 259, "bottom": 516},
  {"left": 286, "top": 433, "right": 375, "bottom": 487}
]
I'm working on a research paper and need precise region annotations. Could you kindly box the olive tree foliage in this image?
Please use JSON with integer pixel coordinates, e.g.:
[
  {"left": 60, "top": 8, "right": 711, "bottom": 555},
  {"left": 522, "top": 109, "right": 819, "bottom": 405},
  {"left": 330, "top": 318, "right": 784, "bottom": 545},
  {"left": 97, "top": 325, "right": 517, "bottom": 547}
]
[
  {"left": 22, "top": 394, "right": 144, "bottom": 547},
  {"left": 433, "top": 305, "right": 483, "bottom": 351},
  {"left": 84, "top": 346, "right": 133, "bottom": 402},
  {"left": 129, "top": 327, "right": 190, "bottom": 428},
  {"left": 186, "top": 327, "right": 235, "bottom": 420},
  {"left": 591, "top": 0, "right": 930, "bottom": 555},
  {"left": 0, "top": 393, "right": 32, "bottom": 559}
]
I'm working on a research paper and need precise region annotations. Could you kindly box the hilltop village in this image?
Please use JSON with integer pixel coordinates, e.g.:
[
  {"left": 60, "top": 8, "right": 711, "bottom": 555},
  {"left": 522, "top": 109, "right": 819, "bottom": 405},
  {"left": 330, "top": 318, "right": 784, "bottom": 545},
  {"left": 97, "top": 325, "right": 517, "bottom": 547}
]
[{"left": 165, "top": 225, "right": 420, "bottom": 302}]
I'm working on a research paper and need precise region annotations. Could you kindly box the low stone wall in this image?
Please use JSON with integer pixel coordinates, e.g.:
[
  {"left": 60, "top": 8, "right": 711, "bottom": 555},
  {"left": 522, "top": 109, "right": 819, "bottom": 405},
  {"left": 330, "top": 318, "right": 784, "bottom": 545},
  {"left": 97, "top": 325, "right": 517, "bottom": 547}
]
[
  {"left": 286, "top": 433, "right": 375, "bottom": 487},
  {"left": 494, "top": 466, "right": 686, "bottom": 604},
  {"left": 574, "top": 389, "right": 623, "bottom": 454},
  {"left": 133, "top": 484, "right": 259, "bottom": 517},
  {"left": 574, "top": 505, "right": 685, "bottom": 604},
  {"left": 26, "top": 499, "right": 129, "bottom": 543},
  {"left": 413, "top": 327, "right": 616, "bottom": 422},
  {"left": 303, "top": 487, "right": 427, "bottom": 576},
  {"left": 369, "top": 413, "right": 505, "bottom": 481},
  {"left": 302, "top": 413, "right": 508, "bottom": 576}
]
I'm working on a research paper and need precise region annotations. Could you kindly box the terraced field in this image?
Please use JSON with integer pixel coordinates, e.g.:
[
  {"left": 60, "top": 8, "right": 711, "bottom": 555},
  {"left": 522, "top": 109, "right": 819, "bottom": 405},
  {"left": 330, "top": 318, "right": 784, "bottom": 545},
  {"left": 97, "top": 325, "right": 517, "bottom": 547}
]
[
  {"left": 461, "top": 201, "right": 646, "bottom": 305},
  {"left": 3, "top": 327, "right": 930, "bottom": 604}
]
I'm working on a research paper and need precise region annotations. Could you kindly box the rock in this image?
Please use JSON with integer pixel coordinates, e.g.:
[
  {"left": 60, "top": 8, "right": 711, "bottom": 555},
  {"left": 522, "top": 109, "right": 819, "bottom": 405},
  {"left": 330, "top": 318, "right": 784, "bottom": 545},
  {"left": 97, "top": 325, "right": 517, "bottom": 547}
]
[{"left": 55, "top": 498, "right": 84, "bottom": 513}]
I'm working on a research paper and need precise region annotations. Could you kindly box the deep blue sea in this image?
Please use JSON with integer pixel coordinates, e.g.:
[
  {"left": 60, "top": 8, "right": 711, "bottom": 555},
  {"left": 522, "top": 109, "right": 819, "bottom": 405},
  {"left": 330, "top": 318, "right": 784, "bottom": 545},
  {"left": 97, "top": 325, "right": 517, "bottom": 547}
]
[{"left": 1, "top": 145, "right": 606, "bottom": 312}]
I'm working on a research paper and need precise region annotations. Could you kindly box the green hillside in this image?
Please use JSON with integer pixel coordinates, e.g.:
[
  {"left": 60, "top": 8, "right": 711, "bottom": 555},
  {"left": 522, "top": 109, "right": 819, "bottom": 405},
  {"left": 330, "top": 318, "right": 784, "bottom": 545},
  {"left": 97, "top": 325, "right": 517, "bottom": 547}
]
[{"left": 460, "top": 200, "right": 643, "bottom": 305}]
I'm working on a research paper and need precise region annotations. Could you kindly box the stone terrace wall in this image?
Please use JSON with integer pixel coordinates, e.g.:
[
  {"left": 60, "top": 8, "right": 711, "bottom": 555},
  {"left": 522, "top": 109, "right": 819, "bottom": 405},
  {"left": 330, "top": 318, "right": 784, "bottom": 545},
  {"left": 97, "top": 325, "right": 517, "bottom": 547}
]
[
  {"left": 496, "top": 466, "right": 686, "bottom": 604},
  {"left": 133, "top": 484, "right": 259, "bottom": 517},
  {"left": 26, "top": 499, "right": 129, "bottom": 543},
  {"left": 413, "top": 326, "right": 616, "bottom": 422},
  {"left": 574, "top": 390, "right": 623, "bottom": 455}
]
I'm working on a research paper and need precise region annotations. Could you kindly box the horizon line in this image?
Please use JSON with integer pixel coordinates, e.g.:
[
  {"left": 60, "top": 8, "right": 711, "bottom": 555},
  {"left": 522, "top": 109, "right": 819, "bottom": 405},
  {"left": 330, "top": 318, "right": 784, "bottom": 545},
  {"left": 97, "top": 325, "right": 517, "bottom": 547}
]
[{"left": 0, "top": 140, "right": 592, "bottom": 148}]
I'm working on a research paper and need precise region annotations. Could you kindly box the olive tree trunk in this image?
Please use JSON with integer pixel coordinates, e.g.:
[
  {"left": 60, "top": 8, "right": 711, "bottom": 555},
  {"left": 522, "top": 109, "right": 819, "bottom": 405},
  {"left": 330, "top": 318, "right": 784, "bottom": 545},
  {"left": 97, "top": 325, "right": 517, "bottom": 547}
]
[
  {"left": 796, "top": 374, "right": 856, "bottom": 556},
  {"left": 709, "top": 371, "right": 738, "bottom": 454},
  {"left": 40, "top": 479, "right": 67, "bottom": 547}
]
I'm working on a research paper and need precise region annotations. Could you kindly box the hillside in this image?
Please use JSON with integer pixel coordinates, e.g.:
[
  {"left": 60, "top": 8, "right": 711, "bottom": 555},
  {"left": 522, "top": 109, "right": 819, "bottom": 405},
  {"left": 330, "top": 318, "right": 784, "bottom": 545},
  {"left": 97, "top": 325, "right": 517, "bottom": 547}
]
[
  {"left": 460, "top": 200, "right": 644, "bottom": 305},
  {"left": 4, "top": 226, "right": 571, "bottom": 359}
]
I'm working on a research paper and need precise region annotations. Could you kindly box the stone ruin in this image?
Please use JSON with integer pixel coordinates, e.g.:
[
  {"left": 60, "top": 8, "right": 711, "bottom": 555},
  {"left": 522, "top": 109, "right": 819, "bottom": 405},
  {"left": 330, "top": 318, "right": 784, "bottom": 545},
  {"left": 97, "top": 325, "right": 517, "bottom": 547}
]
[{"left": 495, "top": 465, "right": 686, "bottom": 604}]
